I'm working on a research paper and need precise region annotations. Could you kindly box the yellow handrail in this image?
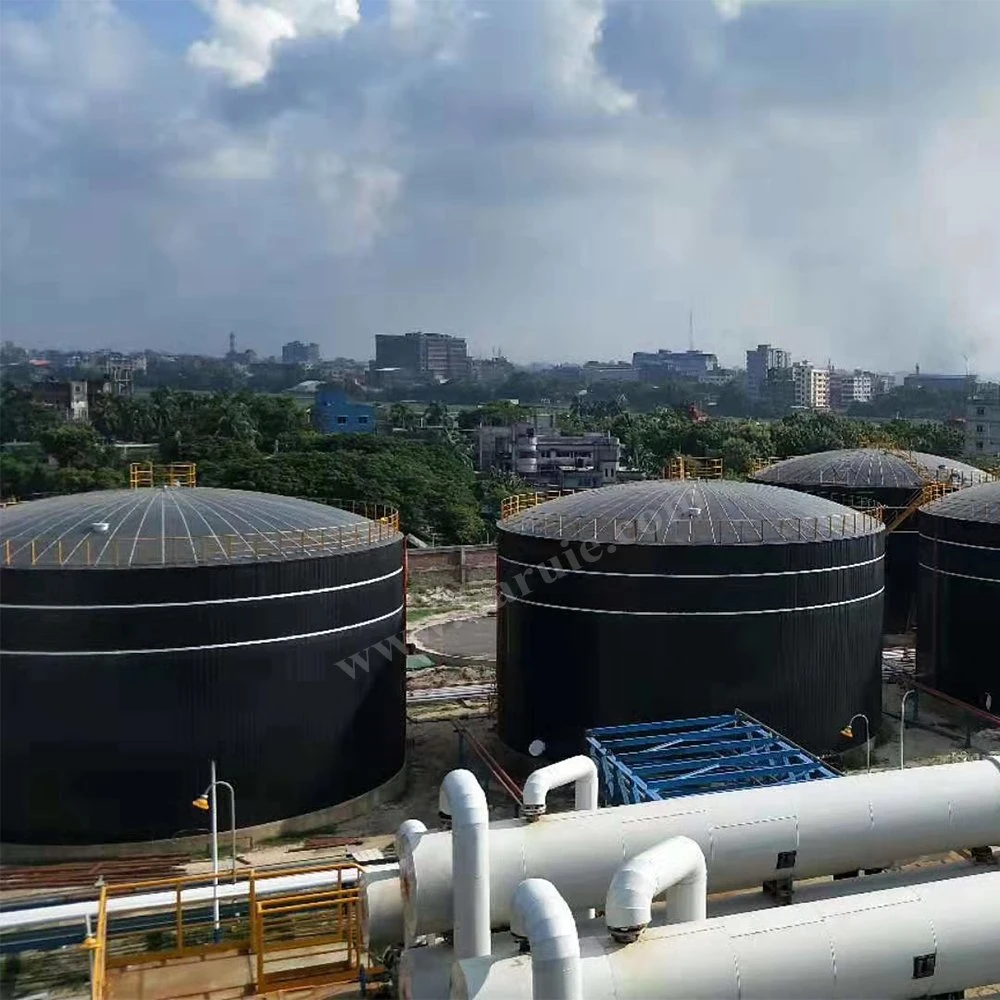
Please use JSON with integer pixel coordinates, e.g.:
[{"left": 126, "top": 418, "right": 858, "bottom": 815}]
[{"left": 500, "top": 489, "right": 579, "bottom": 520}]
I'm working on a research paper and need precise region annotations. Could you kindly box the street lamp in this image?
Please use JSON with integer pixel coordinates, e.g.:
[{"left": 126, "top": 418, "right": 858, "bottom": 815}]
[
  {"left": 899, "top": 689, "right": 916, "bottom": 770},
  {"left": 840, "top": 713, "right": 871, "bottom": 773},
  {"left": 192, "top": 760, "right": 237, "bottom": 940}
]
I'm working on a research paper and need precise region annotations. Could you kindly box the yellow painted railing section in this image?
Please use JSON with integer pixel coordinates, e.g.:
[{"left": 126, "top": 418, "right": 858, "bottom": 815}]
[
  {"left": 2, "top": 502, "right": 400, "bottom": 567},
  {"left": 85, "top": 863, "right": 371, "bottom": 1000},
  {"left": 129, "top": 462, "right": 198, "bottom": 489},
  {"left": 662, "top": 456, "right": 724, "bottom": 480},
  {"left": 500, "top": 489, "right": 579, "bottom": 520}
]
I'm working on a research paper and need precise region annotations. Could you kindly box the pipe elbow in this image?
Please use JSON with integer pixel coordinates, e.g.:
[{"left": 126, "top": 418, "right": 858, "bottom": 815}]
[
  {"left": 440, "top": 769, "right": 489, "bottom": 829},
  {"left": 522, "top": 756, "right": 598, "bottom": 820},
  {"left": 511, "top": 879, "right": 580, "bottom": 960},
  {"left": 605, "top": 835, "right": 707, "bottom": 942}
]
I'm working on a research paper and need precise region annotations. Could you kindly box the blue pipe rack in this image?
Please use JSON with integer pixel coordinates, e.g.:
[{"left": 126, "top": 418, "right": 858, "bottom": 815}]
[{"left": 586, "top": 710, "right": 841, "bottom": 805}]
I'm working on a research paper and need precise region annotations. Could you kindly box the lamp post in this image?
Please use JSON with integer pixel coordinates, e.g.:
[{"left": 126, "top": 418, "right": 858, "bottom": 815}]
[
  {"left": 899, "top": 689, "right": 916, "bottom": 770},
  {"left": 192, "top": 761, "right": 237, "bottom": 941},
  {"left": 840, "top": 713, "right": 871, "bottom": 773}
]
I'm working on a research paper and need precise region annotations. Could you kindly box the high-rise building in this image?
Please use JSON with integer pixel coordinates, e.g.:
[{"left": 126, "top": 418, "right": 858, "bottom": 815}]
[
  {"left": 746, "top": 344, "right": 791, "bottom": 400},
  {"left": 965, "top": 386, "right": 1000, "bottom": 458},
  {"left": 632, "top": 349, "right": 718, "bottom": 380},
  {"left": 829, "top": 370, "right": 873, "bottom": 410},
  {"left": 374, "top": 332, "right": 468, "bottom": 381},
  {"left": 791, "top": 363, "right": 830, "bottom": 409},
  {"left": 282, "top": 341, "right": 321, "bottom": 366}
]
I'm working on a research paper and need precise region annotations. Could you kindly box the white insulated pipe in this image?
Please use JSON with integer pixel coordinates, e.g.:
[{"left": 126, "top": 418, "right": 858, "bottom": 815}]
[
  {"left": 440, "top": 769, "right": 491, "bottom": 960},
  {"left": 399, "top": 756, "right": 1000, "bottom": 938},
  {"left": 521, "top": 756, "right": 598, "bottom": 819},
  {"left": 509, "top": 880, "right": 582, "bottom": 1000},
  {"left": 451, "top": 871, "right": 1000, "bottom": 1000},
  {"left": 604, "top": 836, "right": 706, "bottom": 940},
  {"left": 399, "top": 860, "right": 985, "bottom": 1000}
]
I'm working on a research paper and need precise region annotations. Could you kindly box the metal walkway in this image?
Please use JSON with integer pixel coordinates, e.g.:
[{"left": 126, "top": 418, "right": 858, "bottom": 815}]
[{"left": 586, "top": 710, "right": 840, "bottom": 805}]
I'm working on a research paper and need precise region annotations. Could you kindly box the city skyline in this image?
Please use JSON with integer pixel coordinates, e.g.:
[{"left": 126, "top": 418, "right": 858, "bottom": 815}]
[{"left": 2, "top": 1, "right": 999, "bottom": 372}]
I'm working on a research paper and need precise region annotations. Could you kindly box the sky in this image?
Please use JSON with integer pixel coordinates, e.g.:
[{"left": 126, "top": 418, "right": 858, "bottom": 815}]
[{"left": 1, "top": 0, "right": 999, "bottom": 373}]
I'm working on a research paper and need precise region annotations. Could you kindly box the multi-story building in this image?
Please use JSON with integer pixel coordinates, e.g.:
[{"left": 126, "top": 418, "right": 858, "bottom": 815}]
[
  {"left": 312, "top": 386, "right": 375, "bottom": 434},
  {"left": 31, "top": 380, "right": 91, "bottom": 422},
  {"left": 632, "top": 349, "right": 718, "bottom": 380},
  {"left": 791, "top": 363, "right": 830, "bottom": 409},
  {"left": 829, "top": 369, "right": 873, "bottom": 410},
  {"left": 468, "top": 356, "right": 515, "bottom": 382},
  {"left": 374, "top": 332, "right": 468, "bottom": 382},
  {"left": 902, "top": 368, "right": 975, "bottom": 393},
  {"left": 474, "top": 414, "right": 620, "bottom": 488},
  {"left": 965, "top": 387, "right": 1000, "bottom": 459},
  {"left": 582, "top": 362, "right": 640, "bottom": 382},
  {"left": 282, "top": 341, "right": 321, "bottom": 366},
  {"left": 745, "top": 344, "right": 791, "bottom": 399}
]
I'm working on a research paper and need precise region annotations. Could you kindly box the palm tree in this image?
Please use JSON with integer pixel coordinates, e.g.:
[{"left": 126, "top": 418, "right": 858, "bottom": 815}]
[{"left": 423, "top": 401, "right": 452, "bottom": 428}]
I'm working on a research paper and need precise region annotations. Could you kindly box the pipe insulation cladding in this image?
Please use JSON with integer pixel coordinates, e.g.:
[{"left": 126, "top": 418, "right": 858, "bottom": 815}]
[
  {"left": 509, "top": 880, "right": 582, "bottom": 1000},
  {"left": 450, "top": 870, "right": 1000, "bottom": 1000},
  {"left": 604, "top": 836, "right": 707, "bottom": 939},
  {"left": 396, "top": 756, "right": 1000, "bottom": 939}
]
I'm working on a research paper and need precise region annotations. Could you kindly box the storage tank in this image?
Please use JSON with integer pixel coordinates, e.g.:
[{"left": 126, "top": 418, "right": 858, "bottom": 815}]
[
  {"left": 750, "top": 448, "right": 990, "bottom": 633},
  {"left": 0, "top": 487, "right": 405, "bottom": 847},
  {"left": 496, "top": 480, "right": 884, "bottom": 756},
  {"left": 917, "top": 480, "right": 1000, "bottom": 708}
]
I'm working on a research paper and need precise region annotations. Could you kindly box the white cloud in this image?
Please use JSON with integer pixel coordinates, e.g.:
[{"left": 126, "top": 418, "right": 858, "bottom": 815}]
[
  {"left": 1, "top": 0, "right": 999, "bottom": 373},
  {"left": 187, "top": 0, "right": 359, "bottom": 85}
]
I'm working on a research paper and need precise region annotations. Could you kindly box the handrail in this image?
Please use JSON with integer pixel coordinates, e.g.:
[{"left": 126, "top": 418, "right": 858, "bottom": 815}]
[
  {"left": 2, "top": 511, "right": 401, "bottom": 567},
  {"left": 86, "top": 885, "right": 108, "bottom": 1000},
  {"left": 500, "top": 489, "right": 580, "bottom": 520},
  {"left": 499, "top": 510, "right": 884, "bottom": 544},
  {"left": 85, "top": 862, "right": 368, "bottom": 999},
  {"left": 662, "top": 456, "right": 724, "bottom": 480}
]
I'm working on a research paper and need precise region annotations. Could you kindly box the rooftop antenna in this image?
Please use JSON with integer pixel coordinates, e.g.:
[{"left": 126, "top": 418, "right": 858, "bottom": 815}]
[
  {"left": 228, "top": 332, "right": 236, "bottom": 358},
  {"left": 688, "top": 309, "right": 694, "bottom": 352}
]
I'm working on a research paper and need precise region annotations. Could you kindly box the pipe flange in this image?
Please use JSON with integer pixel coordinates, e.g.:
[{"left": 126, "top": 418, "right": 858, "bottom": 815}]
[
  {"left": 609, "top": 925, "right": 643, "bottom": 944},
  {"left": 520, "top": 804, "right": 546, "bottom": 821}
]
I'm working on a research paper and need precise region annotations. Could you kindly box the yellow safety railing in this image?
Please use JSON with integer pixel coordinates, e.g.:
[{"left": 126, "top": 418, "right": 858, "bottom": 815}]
[
  {"left": 883, "top": 482, "right": 952, "bottom": 533},
  {"left": 662, "top": 456, "right": 724, "bottom": 480},
  {"left": 747, "top": 456, "right": 782, "bottom": 476},
  {"left": 3, "top": 509, "right": 401, "bottom": 567},
  {"left": 501, "top": 510, "right": 885, "bottom": 543},
  {"left": 83, "top": 885, "right": 108, "bottom": 1000},
  {"left": 253, "top": 884, "right": 363, "bottom": 992},
  {"left": 500, "top": 489, "right": 580, "bottom": 520},
  {"left": 84, "top": 862, "right": 371, "bottom": 1000},
  {"left": 129, "top": 462, "right": 198, "bottom": 488}
]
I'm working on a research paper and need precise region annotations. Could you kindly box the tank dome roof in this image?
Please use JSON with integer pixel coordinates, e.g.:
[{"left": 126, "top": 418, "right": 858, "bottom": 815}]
[
  {"left": 499, "top": 479, "right": 882, "bottom": 546},
  {"left": 752, "top": 449, "right": 990, "bottom": 490},
  {"left": 0, "top": 488, "right": 398, "bottom": 568}
]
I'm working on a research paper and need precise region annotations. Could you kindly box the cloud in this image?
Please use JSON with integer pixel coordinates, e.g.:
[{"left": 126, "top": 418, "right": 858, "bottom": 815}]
[
  {"left": 1, "top": 0, "right": 999, "bottom": 373},
  {"left": 187, "top": 0, "right": 359, "bottom": 85}
]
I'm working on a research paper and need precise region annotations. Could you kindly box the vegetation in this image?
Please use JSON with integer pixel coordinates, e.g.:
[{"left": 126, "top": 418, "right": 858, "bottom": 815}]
[{"left": 0, "top": 380, "right": 978, "bottom": 544}]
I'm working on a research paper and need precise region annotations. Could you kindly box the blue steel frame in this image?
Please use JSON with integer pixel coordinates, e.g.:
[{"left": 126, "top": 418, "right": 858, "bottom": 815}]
[{"left": 585, "top": 710, "right": 841, "bottom": 805}]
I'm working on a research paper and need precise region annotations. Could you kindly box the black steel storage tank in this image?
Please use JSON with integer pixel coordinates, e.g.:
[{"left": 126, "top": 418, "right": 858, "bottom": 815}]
[
  {"left": 0, "top": 488, "right": 405, "bottom": 846},
  {"left": 750, "top": 449, "right": 989, "bottom": 634},
  {"left": 917, "top": 481, "right": 1000, "bottom": 708},
  {"left": 496, "top": 480, "right": 885, "bottom": 757}
]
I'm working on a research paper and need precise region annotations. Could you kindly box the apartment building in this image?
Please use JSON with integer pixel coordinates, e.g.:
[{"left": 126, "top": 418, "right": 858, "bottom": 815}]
[
  {"left": 829, "top": 369, "right": 873, "bottom": 409},
  {"left": 791, "top": 363, "right": 830, "bottom": 409},
  {"left": 965, "top": 388, "right": 1000, "bottom": 458},
  {"left": 746, "top": 344, "right": 792, "bottom": 400},
  {"left": 374, "top": 331, "right": 468, "bottom": 381}
]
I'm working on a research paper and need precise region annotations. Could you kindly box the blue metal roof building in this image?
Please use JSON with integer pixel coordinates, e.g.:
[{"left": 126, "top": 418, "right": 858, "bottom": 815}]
[
  {"left": 313, "top": 387, "right": 376, "bottom": 434},
  {"left": 586, "top": 710, "right": 841, "bottom": 806}
]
